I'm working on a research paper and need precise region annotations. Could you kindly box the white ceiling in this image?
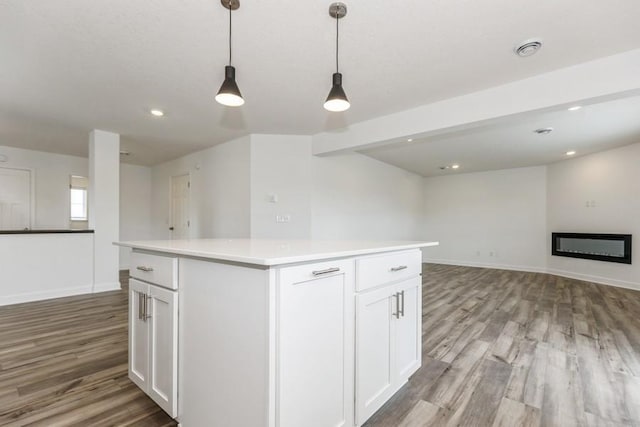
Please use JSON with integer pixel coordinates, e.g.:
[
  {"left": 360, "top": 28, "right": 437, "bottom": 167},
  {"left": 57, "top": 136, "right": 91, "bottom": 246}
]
[
  {"left": 361, "top": 95, "right": 640, "bottom": 177},
  {"left": 1, "top": 1, "right": 640, "bottom": 165}
]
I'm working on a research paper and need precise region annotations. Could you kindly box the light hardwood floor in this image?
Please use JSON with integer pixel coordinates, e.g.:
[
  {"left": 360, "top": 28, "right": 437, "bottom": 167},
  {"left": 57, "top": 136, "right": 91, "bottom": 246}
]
[
  {"left": 364, "top": 264, "right": 640, "bottom": 427},
  {"left": 2, "top": 266, "right": 640, "bottom": 426}
]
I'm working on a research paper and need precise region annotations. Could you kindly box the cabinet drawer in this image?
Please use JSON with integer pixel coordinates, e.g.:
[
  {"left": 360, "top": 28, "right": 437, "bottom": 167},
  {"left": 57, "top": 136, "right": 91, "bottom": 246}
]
[
  {"left": 356, "top": 250, "right": 421, "bottom": 292},
  {"left": 130, "top": 251, "right": 178, "bottom": 290}
]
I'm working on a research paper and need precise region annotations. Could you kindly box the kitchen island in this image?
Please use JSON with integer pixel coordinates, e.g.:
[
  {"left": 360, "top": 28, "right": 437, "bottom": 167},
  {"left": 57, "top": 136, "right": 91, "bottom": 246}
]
[{"left": 115, "top": 239, "right": 438, "bottom": 427}]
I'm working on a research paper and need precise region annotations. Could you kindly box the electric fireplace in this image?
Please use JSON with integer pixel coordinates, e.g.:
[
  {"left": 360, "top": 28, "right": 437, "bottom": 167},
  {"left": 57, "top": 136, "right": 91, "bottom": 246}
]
[{"left": 551, "top": 233, "right": 632, "bottom": 264}]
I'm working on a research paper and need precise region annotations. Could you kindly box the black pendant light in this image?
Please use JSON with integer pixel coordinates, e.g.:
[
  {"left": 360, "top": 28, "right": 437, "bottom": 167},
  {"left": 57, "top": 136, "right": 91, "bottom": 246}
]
[
  {"left": 324, "top": 2, "right": 350, "bottom": 112},
  {"left": 215, "top": 0, "right": 244, "bottom": 107}
]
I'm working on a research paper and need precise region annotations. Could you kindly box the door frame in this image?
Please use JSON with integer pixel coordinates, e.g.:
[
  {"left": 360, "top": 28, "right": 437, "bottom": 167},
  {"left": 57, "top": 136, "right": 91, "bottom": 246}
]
[
  {"left": 169, "top": 173, "right": 191, "bottom": 239},
  {"left": 0, "top": 166, "right": 35, "bottom": 230}
]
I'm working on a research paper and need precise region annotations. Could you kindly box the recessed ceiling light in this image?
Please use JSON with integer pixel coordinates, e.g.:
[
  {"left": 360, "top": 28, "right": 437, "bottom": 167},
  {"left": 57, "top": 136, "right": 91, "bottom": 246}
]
[
  {"left": 407, "top": 138, "right": 413, "bottom": 142},
  {"left": 150, "top": 109, "right": 164, "bottom": 117},
  {"left": 568, "top": 106, "right": 582, "bottom": 111},
  {"left": 514, "top": 38, "right": 543, "bottom": 57},
  {"left": 566, "top": 150, "right": 576, "bottom": 156},
  {"left": 451, "top": 164, "right": 460, "bottom": 169},
  {"left": 533, "top": 127, "right": 553, "bottom": 135}
]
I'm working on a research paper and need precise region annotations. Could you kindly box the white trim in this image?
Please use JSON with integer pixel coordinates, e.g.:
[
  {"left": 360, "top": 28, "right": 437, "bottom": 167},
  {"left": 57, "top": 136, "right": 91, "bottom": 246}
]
[
  {"left": 0, "top": 285, "right": 93, "bottom": 306},
  {"left": 93, "top": 281, "right": 121, "bottom": 293},
  {"left": 423, "top": 258, "right": 640, "bottom": 292},
  {"left": 0, "top": 281, "right": 122, "bottom": 307},
  {"left": 423, "top": 258, "right": 547, "bottom": 274},
  {"left": 546, "top": 268, "right": 640, "bottom": 292}
]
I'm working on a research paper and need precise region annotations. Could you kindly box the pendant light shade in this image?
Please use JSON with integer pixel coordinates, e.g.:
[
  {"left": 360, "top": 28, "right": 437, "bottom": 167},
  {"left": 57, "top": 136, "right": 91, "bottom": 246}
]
[
  {"left": 324, "top": 72, "right": 349, "bottom": 112},
  {"left": 325, "top": 2, "right": 350, "bottom": 112},
  {"left": 216, "top": 65, "right": 244, "bottom": 107},
  {"left": 216, "top": 0, "right": 244, "bottom": 107}
]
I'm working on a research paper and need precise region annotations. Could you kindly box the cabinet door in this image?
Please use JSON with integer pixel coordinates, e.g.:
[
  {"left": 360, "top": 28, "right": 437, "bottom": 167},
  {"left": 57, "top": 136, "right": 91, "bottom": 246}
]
[
  {"left": 147, "top": 284, "right": 179, "bottom": 418},
  {"left": 277, "top": 260, "right": 355, "bottom": 427},
  {"left": 394, "top": 277, "right": 422, "bottom": 383},
  {"left": 129, "top": 279, "right": 149, "bottom": 391},
  {"left": 355, "top": 286, "right": 396, "bottom": 425}
]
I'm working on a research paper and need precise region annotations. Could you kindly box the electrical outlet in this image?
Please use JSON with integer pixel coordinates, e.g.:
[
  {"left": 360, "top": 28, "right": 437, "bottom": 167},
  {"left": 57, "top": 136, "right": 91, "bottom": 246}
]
[{"left": 276, "top": 214, "right": 291, "bottom": 223}]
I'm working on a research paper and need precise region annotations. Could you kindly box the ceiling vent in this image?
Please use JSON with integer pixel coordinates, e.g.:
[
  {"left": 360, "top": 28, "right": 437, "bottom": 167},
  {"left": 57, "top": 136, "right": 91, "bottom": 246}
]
[{"left": 515, "top": 39, "right": 542, "bottom": 57}]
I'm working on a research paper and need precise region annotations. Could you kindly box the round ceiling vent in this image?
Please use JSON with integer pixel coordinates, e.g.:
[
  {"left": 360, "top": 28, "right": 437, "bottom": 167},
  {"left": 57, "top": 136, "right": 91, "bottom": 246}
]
[
  {"left": 533, "top": 127, "right": 553, "bottom": 135},
  {"left": 515, "top": 39, "right": 543, "bottom": 57}
]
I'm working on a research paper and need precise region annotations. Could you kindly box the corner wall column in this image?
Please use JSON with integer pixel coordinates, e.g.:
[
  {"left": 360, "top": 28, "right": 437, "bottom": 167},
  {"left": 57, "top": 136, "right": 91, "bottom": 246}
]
[{"left": 89, "top": 130, "right": 120, "bottom": 291}]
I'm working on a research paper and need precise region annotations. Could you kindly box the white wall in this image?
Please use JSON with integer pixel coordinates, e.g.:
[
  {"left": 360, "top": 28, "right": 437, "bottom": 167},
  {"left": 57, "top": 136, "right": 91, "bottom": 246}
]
[
  {"left": 148, "top": 134, "right": 424, "bottom": 242},
  {"left": 422, "top": 166, "right": 548, "bottom": 271},
  {"left": 151, "top": 136, "right": 251, "bottom": 240},
  {"left": 311, "top": 152, "right": 424, "bottom": 240},
  {"left": 250, "top": 135, "right": 312, "bottom": 239},
  {"left": 547, "top": 142, "right": 640, "bottom": 289},
  {"left": 0, "top": 145, "right": 153, "bottom": 270},
  {"left": 119, "top": 163, "right": 153, "bottom": 268},
  {"left": 0, "top": 145, "right": 87, "bottom": 228}
]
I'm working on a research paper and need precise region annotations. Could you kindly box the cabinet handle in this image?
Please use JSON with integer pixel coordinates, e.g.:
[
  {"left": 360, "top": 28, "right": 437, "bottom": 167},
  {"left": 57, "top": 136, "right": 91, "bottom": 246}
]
[
  {"left": 312, "top": 267, "right": 340, "bottom": 276},
  {"left": 390, "top": 265, "right": 408, "bottom": 272},
  {"left": 399, "top": 290, "right": 405, "bottom": 318},
  {"left": 136, "top": 266, "right": 154, "bottom": 272},
  {"left": 393, "top": 292, "right": 401, "bottom": 319},
  {"left": 143, "top": 294, "right": 152, "bottom": 321},
  {"left": 138, "top": 292, "right": 144, "bottom": 320}
]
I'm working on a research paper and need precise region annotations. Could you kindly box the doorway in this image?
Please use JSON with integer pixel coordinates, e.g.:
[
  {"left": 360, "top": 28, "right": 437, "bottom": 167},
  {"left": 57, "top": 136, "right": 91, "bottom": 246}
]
[
  {"left": 170, "top": 174, "right": 190, "bottom": 239},
  {"left": 0, "top": 167, "right": 32, "bottom": 230}
]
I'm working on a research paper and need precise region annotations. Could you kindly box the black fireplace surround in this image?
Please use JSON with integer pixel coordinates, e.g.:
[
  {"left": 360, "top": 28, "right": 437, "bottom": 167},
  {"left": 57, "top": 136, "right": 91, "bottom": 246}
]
[{"left": 552, "top": 233, "right": 632, "bottom": 264}]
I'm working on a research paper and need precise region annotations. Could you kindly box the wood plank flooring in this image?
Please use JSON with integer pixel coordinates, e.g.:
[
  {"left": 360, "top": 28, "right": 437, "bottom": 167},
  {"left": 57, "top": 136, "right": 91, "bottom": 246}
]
[
  {"left": 0, "top": 272, "right": 176, "bottom": 427},
  {"left": 2, "top": 265, "right": 640, "bottom": 426},
  {"left": 364, "top": 264, "right": 640, "bottom": 427}
]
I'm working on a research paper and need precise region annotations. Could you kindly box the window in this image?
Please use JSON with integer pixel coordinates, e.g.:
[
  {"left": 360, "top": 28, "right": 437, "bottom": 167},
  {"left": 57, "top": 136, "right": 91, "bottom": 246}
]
[{"left": 70, "top": 175, "right": 88, "bottom": 221}]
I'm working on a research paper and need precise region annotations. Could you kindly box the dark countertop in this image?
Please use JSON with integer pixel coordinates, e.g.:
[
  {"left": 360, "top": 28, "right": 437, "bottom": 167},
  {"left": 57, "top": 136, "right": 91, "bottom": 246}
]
[{"left": 0, "top": 229, "right": 95, "bottom": 235}]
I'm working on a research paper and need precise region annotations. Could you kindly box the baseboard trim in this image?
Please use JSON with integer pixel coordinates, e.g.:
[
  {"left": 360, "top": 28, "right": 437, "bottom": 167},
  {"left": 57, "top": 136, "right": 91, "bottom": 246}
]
[
  {"left": 93, "top": 282, "right": 121, "bottom": 293},
  {"left": 424, "top": 259, "right": 640, "bottom": 291},
  {"left": 423, "top": 258, "right": 547, "bottom": 274},
  {"left": 0, "top": 285, "right": 94, "bottom": 307},
  {"left": 546, "top": 268, "right": 640, "bottom": 292}
]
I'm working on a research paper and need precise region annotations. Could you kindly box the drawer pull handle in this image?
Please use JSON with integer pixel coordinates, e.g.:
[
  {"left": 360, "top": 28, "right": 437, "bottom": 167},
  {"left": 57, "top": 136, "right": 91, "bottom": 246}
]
[
  {"left": 136, "top": 266, "right": 154, "bottom": 272},
  {"left": 312, "top": 267, "right": 340, "bottom": 276},
  {"left": 390, "top": 265, "right": 408, "bottom": 272}
]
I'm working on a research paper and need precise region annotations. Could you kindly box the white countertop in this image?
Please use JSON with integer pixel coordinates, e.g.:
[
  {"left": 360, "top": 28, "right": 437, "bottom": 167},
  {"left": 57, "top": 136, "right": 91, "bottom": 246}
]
[{"left": 115, "top": 239, "right": 439, "bottom": 266}]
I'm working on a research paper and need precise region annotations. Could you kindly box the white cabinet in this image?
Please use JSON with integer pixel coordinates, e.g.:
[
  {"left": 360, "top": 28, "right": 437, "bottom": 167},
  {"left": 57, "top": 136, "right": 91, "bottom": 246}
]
[
  {"left": 355, "top": 276, "right": 422, "bottom": 425},
  {"left": 277, "top": 259, "right": 355, "bottom": 427},
  {"left": 129, "top": 278, "right": 178, "bottom": 418},
  {"left": 125, "top": 244, "right": 429, "bottom": 427}
]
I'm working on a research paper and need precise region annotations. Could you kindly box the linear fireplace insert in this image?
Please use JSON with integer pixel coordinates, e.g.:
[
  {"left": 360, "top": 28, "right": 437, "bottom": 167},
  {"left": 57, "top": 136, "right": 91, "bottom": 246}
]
[{"left": 552, "top": 233, "right": 632, "bottom": 264}]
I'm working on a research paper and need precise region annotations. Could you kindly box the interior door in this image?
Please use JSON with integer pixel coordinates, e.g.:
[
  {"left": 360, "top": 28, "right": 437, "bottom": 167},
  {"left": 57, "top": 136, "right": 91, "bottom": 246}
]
[
  {"left": 129, "top": 279, "right": 149, "bottom": 391},
  {"left": 170, "top": 174, "right": 190, "bottom": 239},
  {"left": 356, "top": 285, "right": 396, "bottom": 425},
  {"left": 147, "top": 284, "right": 178, "bottom": 418},
  {"left": 394, "top": 277, "right": 422, "bottom": 381},
  {"left": 0, "top": 167, "right": 31, "bottom": 230}
]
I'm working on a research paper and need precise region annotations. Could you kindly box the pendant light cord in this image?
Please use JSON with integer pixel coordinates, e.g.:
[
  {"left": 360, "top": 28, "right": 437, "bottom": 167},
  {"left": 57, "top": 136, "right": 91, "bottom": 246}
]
[
  {"left": 228, "top": 2, "right": 232, "bottom": 65},
  {"left": 335, "top": 11, "right": 339, "bottom": 73}
]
